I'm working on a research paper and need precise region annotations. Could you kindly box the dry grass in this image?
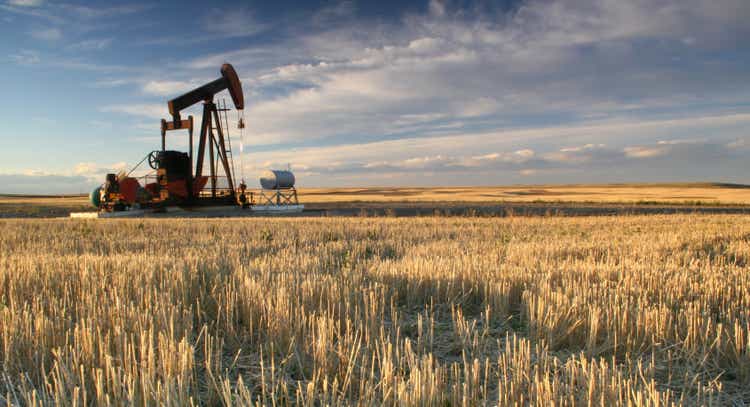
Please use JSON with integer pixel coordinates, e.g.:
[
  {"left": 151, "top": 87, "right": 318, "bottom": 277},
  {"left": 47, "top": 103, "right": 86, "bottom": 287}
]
[
  {"left": 301, "top": 183, "right": 750, "bottom": 205},
  {"left": 0, "top": 215, "right": 748, "bottom": 405}
]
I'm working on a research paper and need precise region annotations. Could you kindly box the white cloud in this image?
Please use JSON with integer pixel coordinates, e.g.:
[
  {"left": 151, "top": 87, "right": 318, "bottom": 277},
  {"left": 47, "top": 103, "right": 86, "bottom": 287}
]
[
  {"left": 234, "top": 112, "right": 750, "bottom": 186},
  {"left": 0, "top": 173, "right": 90, "bottom": 194},
  {"left": 72, "top": 162, "right": 99, "bottom": 176},
  {"left": 623, "top": 146, "right": 667, "bottom": 159},
  {"left": 100, "top": 104, "right": 166, "bottom": 119},
  {"left": 460, "top": 97, "right": 500, "bottom": 117},
  {"left": 184, "top": 0, "right": 744, "bottom": 149},
  {"left": 727, "top": 138, "right": 748, "bottom": 150},
  {"left": 96, "top": 0, "right": 750, "bottom": 184},
  {"left": 401, "top": 155, "right": 450, "bottom": 169},
  {"left": 428, "top": 0, "right": 446, "bottom": 17},
  {"left": 68, "top": 38, "right": 112, "bottom": 51},
  {"left": 57, "top": 3, "right": 150, "bottom": 19},
  {"left": 73, "top": 161, "right": 127, "bottom": 177},
  {"left": 559, "top": 144, "right": 606, "bottom": 153},
  {"left": 0, "top": 160, "right": 132, "bottom": 194},
  {"left": 514, "top": 149, "right": 535, "bottom": 158},
  {"left": 545, "top": 144, "right": 612, "bottom": 164},
  {"left": 8, "top": 0, "right": 43, "bottom": 6},
  {"left": 31, "top": 116, "right": 55, "bottom": 125},
  {"left": 88, "top": 120, "right": 113, "bottom": 129},
  {"left": 9, "top": 49, "right": 40, "bottom": 65},
  {"left": 186, "top": 47, "right": 280, "bottom": 70},
  {"left": 142, "top": 80, "right": 195, "bottom": 96},
  {"left": 393, "top": 113, "right": 447, "bottom": 126},
  {"left": 311, "top": 1, "right": 356, "bottom": 26},
  {"left": 656, "top": 139, "right": 703, "bottom": 145},
  {"left": 12, "top": 0, "right": 747, "bottom": 188},
  {"left": 91, "top": 78, "right": 130, "bottom": 88},
  {"left": 29, "top": 27, "right": 61, "bottom": 40},
  {"left": 203, "top": 7, "right": 268, "bottom": 39}
]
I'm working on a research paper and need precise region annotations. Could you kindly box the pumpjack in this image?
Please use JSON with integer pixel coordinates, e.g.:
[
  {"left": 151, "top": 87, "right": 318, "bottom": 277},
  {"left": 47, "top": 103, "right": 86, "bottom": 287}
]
[{"left": 92, "top": 63, "right": 251, "bottom": 211}]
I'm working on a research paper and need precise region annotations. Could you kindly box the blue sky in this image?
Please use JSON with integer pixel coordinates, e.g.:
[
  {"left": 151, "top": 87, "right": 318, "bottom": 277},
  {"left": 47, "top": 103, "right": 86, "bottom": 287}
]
[{"left": 1, "top": 0, "right": 749, "bottom": 193}]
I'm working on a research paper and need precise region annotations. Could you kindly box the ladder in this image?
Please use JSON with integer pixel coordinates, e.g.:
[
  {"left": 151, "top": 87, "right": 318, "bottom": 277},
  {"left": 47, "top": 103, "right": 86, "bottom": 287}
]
[{"left": 210, "top": 98, "right": 237, "bottom": 189}]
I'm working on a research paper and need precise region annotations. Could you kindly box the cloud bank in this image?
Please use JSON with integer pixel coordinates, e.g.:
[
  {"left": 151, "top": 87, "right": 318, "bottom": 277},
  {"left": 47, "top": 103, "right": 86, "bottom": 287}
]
[{"left": 4, "top": 0, "right": 750, "bottom": 191}]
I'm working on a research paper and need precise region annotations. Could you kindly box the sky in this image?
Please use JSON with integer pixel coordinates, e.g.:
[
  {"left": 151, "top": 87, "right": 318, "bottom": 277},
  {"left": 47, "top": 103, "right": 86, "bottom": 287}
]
[{"left": 1, "top": 0, "right": 749, "bottom": 193}]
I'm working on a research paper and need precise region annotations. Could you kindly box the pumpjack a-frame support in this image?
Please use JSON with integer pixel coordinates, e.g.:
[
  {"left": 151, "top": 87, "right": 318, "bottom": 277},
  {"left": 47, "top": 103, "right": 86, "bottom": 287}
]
[
  {"left": 195, "top": 101, "right": 235, "bottom": 198},
  {"left": 159, "top": 63, "right": 243, "bottom": 203},
  {"left": 159, "top": 100, "right": 236, "bottom": 201}
]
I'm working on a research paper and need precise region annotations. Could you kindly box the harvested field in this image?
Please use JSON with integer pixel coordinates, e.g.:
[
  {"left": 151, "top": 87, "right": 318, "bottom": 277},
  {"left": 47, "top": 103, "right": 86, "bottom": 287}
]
[
  {"left": 3, "top": 183, "right": 750, "bottom": 218},
  {"left": 301, "top": 183, "right": 750, "bottom": 205},
  {"left": 0, "top": 215, "right": 748, "bottom": 405},
  {"left": 0, "top": 195, "right": 90, "bottom": 218}
]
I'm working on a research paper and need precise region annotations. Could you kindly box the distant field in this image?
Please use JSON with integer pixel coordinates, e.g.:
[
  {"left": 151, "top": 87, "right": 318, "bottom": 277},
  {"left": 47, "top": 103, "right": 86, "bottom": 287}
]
[
  {"left": 301, "top": 183, "right": 750, "bottom": 205},
  {"left": 0, "top": 195, "right": 90, "bottom": 217},
  {"left": 2, "top": 183, "right": 749, "bottom": 217}
]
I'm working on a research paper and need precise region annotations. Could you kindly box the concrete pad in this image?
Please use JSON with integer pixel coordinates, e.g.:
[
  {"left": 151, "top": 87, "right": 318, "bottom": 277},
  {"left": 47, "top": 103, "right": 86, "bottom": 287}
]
[
  {"left": 251, "top": 204, "right": 305, "bottom": 213},
  {"left": 70, "top": 209, "right": 148, "bottom": 218}
]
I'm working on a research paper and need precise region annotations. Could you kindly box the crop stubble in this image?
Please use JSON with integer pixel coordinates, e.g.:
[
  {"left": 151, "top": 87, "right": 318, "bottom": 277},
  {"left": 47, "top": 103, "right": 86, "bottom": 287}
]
[{"left": 0, "top": 215, "right": 748, "bottom": 405}]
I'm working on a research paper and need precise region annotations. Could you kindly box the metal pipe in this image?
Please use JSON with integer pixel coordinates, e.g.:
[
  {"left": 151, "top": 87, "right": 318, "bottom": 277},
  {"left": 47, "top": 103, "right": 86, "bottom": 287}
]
[
  {"left": 188, "top": 115, "right": 193, "bottom": 175},
  {"left": 160, "top": 119, "right": 167, "bottom": 151}
]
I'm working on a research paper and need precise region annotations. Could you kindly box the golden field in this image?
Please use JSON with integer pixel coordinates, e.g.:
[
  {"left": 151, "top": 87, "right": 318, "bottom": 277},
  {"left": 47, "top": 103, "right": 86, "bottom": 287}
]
[
  {"left": 0, "top": 195, "right": 90, "bottom": 217},
  {"left": 301, "top": 183, "right": 750, "bottom": 205},
  {"left": 0, "top": 215, "right": 748, "bottom": 405}
]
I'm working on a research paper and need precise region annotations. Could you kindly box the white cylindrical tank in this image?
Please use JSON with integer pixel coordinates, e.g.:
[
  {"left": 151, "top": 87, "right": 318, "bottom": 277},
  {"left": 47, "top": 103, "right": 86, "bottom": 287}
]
[{"left": 260, "top": 170, "right": 295, "bottom": 189}]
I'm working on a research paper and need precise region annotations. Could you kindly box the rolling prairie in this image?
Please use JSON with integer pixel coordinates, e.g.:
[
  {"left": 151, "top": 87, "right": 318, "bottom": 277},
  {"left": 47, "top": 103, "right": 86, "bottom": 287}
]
[{"left": 0, "top": 215, "right": 748, "bottom": 405}]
